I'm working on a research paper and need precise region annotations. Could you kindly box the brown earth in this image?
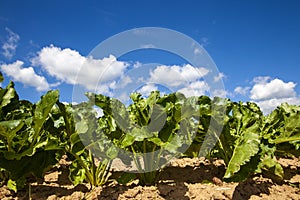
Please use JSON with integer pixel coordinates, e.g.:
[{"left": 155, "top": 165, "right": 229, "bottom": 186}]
[{"left": 0, "top": 156, "right": 299, "bottom": 200}]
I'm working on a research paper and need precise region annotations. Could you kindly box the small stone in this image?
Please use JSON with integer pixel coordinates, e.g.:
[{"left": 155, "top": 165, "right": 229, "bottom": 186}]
[
  {"left": 290, "top": 165, "right": 297, "bottom": 170},
  {"left": 47, "top": 194, "right": 57, "bottom": 200},
  {"left": 124, "top": 188, "right": 140, "bottom": 198},
  {"left": 212, "top": 177, "right": 223, "bottom": 186}
]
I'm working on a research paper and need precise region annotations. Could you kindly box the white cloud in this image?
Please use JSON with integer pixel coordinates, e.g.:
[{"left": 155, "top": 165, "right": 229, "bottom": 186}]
[
  {"left": 0, "top": 60, "right": 50, "bottom": 91},
  {"left": 252, "top": 76, "right": 271, "bottom": 84},
  {"left": 254, "top": 97, "right": 300, "bottom": 114},
  {"left": 250, "top": 78, "right": 296, "bottom": 100},
  {"left": 95, "top": 84, "right": 112, "bottom": 96},
  {"left": 211, "top": 89, "right": 227, "bottom": 98},
  {"left": 119, "top": 76, "right": 132, "bottom": 88},
  {"left": 250, "top": 77, "right": 299, "bottom": 114},
  {"left": 32, "top": 45, "right": 129, "bottom": 91},
  {"left": 178, "top": 81, "right": 209, "bottom": 97},
  {"left": 137, "top": 84, "right": 158, "bottom": 96},
  {"left": 214, "top": 72, "right": 225, "bottom": 82},
  {"left": 234, "top": 86, "right": 250, "bottom": 96},
  {"left": 235, "top": 76, "right": 300, "bottom": 114},
  {"left": 2, "top": 28, "right": 20, "bottom": 60},
  {"left": 149, "top": 64, "right": 209, "bottom": 87}
]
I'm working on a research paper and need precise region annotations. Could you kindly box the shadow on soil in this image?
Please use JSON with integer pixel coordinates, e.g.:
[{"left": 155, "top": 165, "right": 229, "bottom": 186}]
[
  {"left": 231, "top": 179, "right": 272, "bottom": 200},
  {"left": 16, "top": 184, "right": 89, "bottom": 200}
]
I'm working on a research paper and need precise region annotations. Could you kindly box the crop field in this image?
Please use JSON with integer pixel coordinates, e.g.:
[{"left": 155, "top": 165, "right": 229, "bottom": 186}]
[{"left": 0, "top": 73, "right": 299, "bottom": 199}]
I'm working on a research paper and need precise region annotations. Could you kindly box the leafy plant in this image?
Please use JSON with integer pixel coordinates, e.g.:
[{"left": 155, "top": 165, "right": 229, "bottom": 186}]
[
  {"left": 209, "top": 100, "right": 300, "bottom": 181},
  {"left": 90, "top": 91, "right": 199, "bottom": 185},
  {"left": 257, "top": 103, "right": 300, "bottom": 178},
  {"left": 57, "top": 102, "right": 117, "bottom": 187},
  {"left": 0, "top": 75, "right": 63, "bottom": 191},
  {"left": 1, "top": 71, "right": 299, "bottom": 191}
]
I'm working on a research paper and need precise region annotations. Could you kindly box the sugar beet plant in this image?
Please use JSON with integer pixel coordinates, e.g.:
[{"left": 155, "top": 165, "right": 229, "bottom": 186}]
[
  {"left": 203, "top": 100, "right": 300, "bottom": 181},
  {"left": 57, "top": 101, "right": 118, "bottom": 187},
  {"left": 88, "top": 91, "right": 203, "bottom": 185},
  {"left": 0, "top": 73, "right": 64, "bottom": 191},
  {"left": 0, "top": 71, "right": 300, "bottom": 191},
  {"left": 0, "top": 73, "right": 117, "bottom": 191}
]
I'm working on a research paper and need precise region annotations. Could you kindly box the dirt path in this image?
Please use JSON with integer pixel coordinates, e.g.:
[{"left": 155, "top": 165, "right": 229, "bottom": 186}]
[{"left": 1, "top": 157, "right": 299, "bottom": 200}]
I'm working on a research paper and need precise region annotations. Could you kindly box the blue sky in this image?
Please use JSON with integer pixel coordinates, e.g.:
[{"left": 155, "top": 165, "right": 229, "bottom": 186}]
[{"left": 0, "top": 0, "right": 300, "bottom": 113}]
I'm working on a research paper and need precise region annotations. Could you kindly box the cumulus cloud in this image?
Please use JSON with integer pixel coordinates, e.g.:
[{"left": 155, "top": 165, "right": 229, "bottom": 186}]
[
  {"left": 214, "top": 72, "right": 225, "bottom": 82},
  {"left": 0, "top": 60, "right": 50, "bottom": 91},
  {"left": 234, "top": 86, "right": 250, "bottom": 96},
  {"left": 0, "top": 43, "right": 222, "bottom": 100},
  {"left": 137, "top": 84, "right": 158, "bottom": 96},
  {"left": 178, "top": 81, "right": 209, "bottom": 97},
  {"left": 119, "top": 76, "right": 132, "bottom": 88},
  {"left": 32, "top": 45, "right": 129, "bottom": 91},
  {"left": 2, "top": 28, "right": 20, "bottom": 60},
  {"left": 252, "top": 76, "right": 271, "bottom": 84},
  {"left": 211, "top": 89, "right": 227, "bottom": 98},
  {"left": 234, "top": 76, "right": 299, "bottom": 114},
  {"left": 250, "top": 78, "right": 296, "bottom": 100},
  {"left": 254, "top": 97, "right": 300, "bottom": 114},
  {"left": 149, "top": 64, "right": 209, "bottom": 87}
]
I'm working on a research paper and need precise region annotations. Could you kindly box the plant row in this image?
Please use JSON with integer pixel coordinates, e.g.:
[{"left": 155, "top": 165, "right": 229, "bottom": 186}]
[{"left": 0, "top": 73, "right": 299, "bottom": 192}]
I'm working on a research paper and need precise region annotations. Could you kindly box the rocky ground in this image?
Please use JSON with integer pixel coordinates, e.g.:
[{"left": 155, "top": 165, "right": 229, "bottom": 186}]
[{"left": 0, "top": 156, "right": 299, "bottom": 200}]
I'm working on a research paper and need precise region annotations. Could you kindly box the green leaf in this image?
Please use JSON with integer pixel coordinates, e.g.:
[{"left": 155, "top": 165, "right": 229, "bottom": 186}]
[
  {"left": 263, "top": 103, "right": 300, "bottom": 156},
  {"left": 260, "top": 157, "right": 284, "bottom": 179},
  {"left": 32, "top": 90, "right": 59, "bottom": 141},
  {"left": 121, "top": 134, "right": 135, "bottom": 148},
  {"left": 0, "top": 150, "right": 58, "bottom": 180},
  {"left": 274, "top": 133, "right": 300, "bottom": 144},
  {"left": 70, "top": 133, "right": 85, "bottom": 155},
  {"left": 106, "top": 145, "right": 118, "bottom": 159},
  {"left": 68, "top": 159, "right": 86, "bottom": 186},
  {"left": 164, "top": 134, "right": 182, "bottom": 154},
  {"left": 130, "top": 127, "right": 153, "bottom": 141},
  {"left": 0, "top": 81, "right": 19, "bottom": 109},
  {"left": 7, "top": 179, "right": 17, "bottom": 192},
  {"left": 224, "top": 130, "right": 260, "bottom": 179},
  {"left": 147, "top": 104, "right": 167, "bottom": 132},
  {"left": 57, "top": 102, "right": 75, "bottom": 136},
  {"left": 6, "top": 177, "right": 26, "bottom": 192},
  {"left": 148, "top": 137, "right": 164, "bottom": 146},
  {"left": 223, "top": 102, "right": 262, "bottom": 179},
  {"left": 0, "top": 120, "right": 24, "bottom": 151}
]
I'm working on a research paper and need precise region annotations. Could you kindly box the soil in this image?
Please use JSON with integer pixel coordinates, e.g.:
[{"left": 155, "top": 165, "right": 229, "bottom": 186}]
[{"left": 0, "top": 156, "right": 299, "bottom": 200}]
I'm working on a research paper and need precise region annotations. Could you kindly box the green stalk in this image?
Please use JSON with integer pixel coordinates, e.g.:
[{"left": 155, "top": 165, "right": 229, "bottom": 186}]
[
  {"left": 89, "top": 150, "right": 96, "bottom": 186},
  {"left": 143, "top": 140, "right": 148, "bottom": 171},
  {"left": 131, "top": 146, "right": 143, "bottom": 172},
  {"left": 216, "top": 134, "right": 230, "bottom": 165},
  {"left": 7, "top": 139, "right": 12, "bottom": 152},
  {"left": 96, "top": 159, "right": 111, "bottom": 185},
  {"left": 150, "top": 144, "right": 157, "bottom": 171},
  {"left": 156, "top": 148, "right": 163, "bottom": 170},
  {"left": 67, "top": 147, "right": 94, "bottom": 186},
  {"left": 274, "top": 135, "right": 300, "bottom": 144}
]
